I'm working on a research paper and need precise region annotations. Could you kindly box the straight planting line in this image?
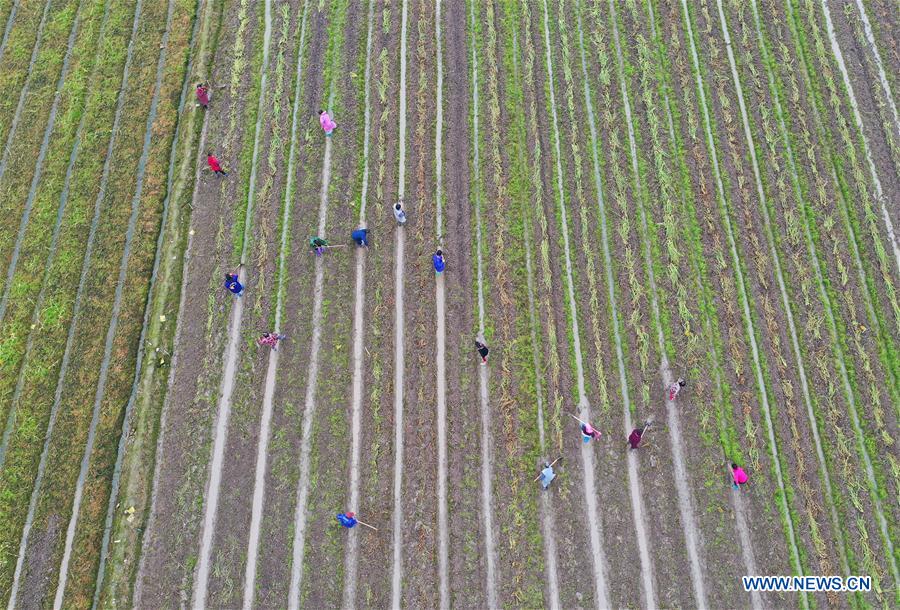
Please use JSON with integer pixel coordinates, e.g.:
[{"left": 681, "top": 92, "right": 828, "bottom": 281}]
[
  {"left": 389, "top": 0, "right": 409, "bottom": 605},
  {"left": 850, "top": 0, "right": 899, "bottom": 140},
  {"left": 817, "top": 0, "right": 900, "bottom": 275},
  {"left": 744, "top": 0, "right": 853, "bottom": 581},
  {"left": 53, "top": 1, "right": 176, "bottom": 605},
  {"left": 466, "top": 2, "right": 497, "bottom": 607},
  {"left": 242, "top": 3, "right": 310, "bottom": 609},
  {"left": 643, "top": 2, "right": 761, "bottom": 605},
  {"left": 720, "top": 0, "right": 900, "bottom": 590},
  {"left": 0, "top": 0, "right": 53, "bottom": 184},
  {"left": 511, "top": 25, "right": 560, "bottom": 609},
  {"left": 432, "top": 1, "right": 449, "bottom": 609},
  {"left": 5, "top": 0, "right": 143, "bottom": 602},
  {"left": 340, "top": 1, "right": 374, "bottom": 607},
  {"left": 0, "top": 3, "right": 81, "bottom": 326},
  {"left": 0, "top": 3, "right": 83, "bottom": 467},
  {"left": 192, "top": 0, "right": 274, "bottom": 605},
  {"left": 0, "top": 0, "right": 17, "bottom": 62},
  {"left": 606, "top": 0, "right": 708, "bottom": 603},
  {"left": 678, "top": 1, "right": 807, "bottom": 604},
  {"left": 540, "top": 1, "right": 616, "bottom": 606},
  {"left": 92, "top": 1, "right": 209, "bottom": 605}
]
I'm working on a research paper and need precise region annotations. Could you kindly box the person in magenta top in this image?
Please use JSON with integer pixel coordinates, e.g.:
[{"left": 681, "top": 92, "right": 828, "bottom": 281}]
[
  {"left": 207, "top": 152, "right": 227, "bottom": 176},
  {"left": 668, "top": 378, "right": 686, "bottom": 401},
  {"left": 581, "top": 422, "right": 601, "bottom": 443},
  {"left": 196, "top": 83, "right": 210, "bottom": 108},
  {"left": 731, "top": 463, "right": 748, "bottom": 489},
  {"left": 318, "top": 109, "right": 336, "bottom": 135}
]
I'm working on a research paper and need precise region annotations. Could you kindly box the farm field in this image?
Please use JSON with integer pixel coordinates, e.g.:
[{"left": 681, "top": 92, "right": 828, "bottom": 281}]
[{"left": 0, "top": 0, "right": 897, "bottom": 607}]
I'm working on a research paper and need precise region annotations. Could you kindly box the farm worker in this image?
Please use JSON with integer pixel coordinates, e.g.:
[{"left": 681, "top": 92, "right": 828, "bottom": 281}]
[
  {"left": 224, "top": 271, "right": 243, "bottom": 297},
  {"left": 475, "top": 337, "right": 489, "bottom": 365},
  {"left": 310, "top": 236, "right": 328, "bottom": 256},
  {"left": 196, "top": 83, "right": 210, "bottom": 108},
  {"left": 628, "top": 426, "right": 645, "bottom": 450},
  {"left": 539, "top": 462, "right": 556, "bottom": 490},
  {"left": 668, "top": 378, "right": 686, "bottom": 401},
  {"left": 258, "top": 332, "right": 286, "bottom": 350},
  {"left": 207, "top": 152, "right": 227, "bottom": 176},
  {"left": 433, "top": 249, "right": 445, "bottom": 274},
  {"left": 336, "top": 512, "right": 358, "bottom": 528},
  {"left": 731, "top": 463, "right": 748, "bottom": 490},
  {"left": 319, "top": 109, "right": 336, "bottom": 135},
  {"left": 351, "top": 227, "right": 370, "bottom": 248},
  {"left": 581, "top": 422, "right": 601, "bottom": 443},
  {"left": 393, "top": 201, "right": 407, "bottom": 225}
]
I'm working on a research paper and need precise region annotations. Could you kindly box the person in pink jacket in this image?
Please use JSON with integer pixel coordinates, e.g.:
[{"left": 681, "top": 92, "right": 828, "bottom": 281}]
[
  {"left": 319, "top": 109, "right": 336, "bottom": 136},
  {"left": 731, "top": 463, "right": 748, "bottom": 489}
]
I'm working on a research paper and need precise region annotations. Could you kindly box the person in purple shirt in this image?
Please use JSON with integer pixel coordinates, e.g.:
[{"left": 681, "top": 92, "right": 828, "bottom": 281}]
[{"left": 433, "top": 249, "right": 445, "bottom": 274}]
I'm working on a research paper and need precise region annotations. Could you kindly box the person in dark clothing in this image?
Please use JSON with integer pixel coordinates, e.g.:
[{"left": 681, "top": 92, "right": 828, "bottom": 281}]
[
  {"left": 196, "top": 83, "right": 210, "bottom": 108},
  {"left": 310, "top": 236, "right": 328, "bottom": 256},
  {"left": 225, "top": 271, "right": 243, "bottom": 296},
  {"left": 475, "top": 338, "right": 489, "bottom": 365},
  {"left": 207, "top": 152, "right": 227, "bottom": 176},
  {"left": 351, "top": 227, "right": 369, "bottom": 247},
  {"left": 629, "top": 423, "right": 650, "bottom": 450}
]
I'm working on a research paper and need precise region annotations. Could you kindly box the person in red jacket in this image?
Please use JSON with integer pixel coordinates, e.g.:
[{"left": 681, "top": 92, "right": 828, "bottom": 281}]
[
  {"left": 207, "top": 152, "right": 227, "bottom": 176},
  {"left": 196, "top": 82, "right": 210, "bottom": 108}
]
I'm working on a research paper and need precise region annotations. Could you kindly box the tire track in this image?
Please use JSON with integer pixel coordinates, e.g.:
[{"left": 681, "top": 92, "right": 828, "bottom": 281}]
[
  {"left": 388, "top": 0, "right": 408, "bottom": 605},
  {"left": 466, "top": 2, "right": 498, "bottom": 606},
  {"left": 605, "top": 0, "right": 707, "bottom": 604},
  {"left": 849, "top": 0, "right": 900, "bottom": 140},
  {"left": 719, "top": 0, "right": 898, "bottom": 590},
  {"left": 4, "top": 0, "right": 141, "bottom": 602},
  {"left": 241, "top": 1, "right": 310, "bottom": 606},
  {"left": 340, "top": 2, "right": 374, "bottom": 608},
  {"left": 0, "top": 0, "right": 52, "bottom": 185},
  {"left": 538, "top": 1, "right": 617, "bottom": 606},
  {"left": 51, "top": 1, "right": 176, "bottom": 605},
  {"left": 91, "top": 0, "right": 210, "bottom": 604},
  {"left": 191, "top": 0, "right": 273, "bottom": 605},
  {"left": 677, "top": 2, "right": 807, "bottom": 605},
  {"left": 0, "top": 0, "right": 17, "bottom": 63},
  {"left": 817, "top": 0, "right": 900, "bottom": 275},
  {"left": 0, "top": 2, "right": 81, "bottom": 326}
]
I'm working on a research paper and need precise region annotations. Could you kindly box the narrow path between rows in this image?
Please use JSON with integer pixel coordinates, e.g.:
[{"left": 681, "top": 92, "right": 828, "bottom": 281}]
[
  {"left": 0, "top": 0, "right": 17, "bottom": 62},
  {"left": 5, "top": 0, "right": 120, "bottom": 603},
  {"left": 286, "top": 43, "right": 340, "bottom": 610},
  {"left": 241, "top": 2, "right": 310, "bottom": 608},
  {"left": 540, "top": 2, "right": 615, "bottom": 606},
  {"left": 466, "top": 3, "right": 498, "bottom": 606},
  {"left": 678, "top": 2, "right": 807, "bottom": 606},
  {"left": 849, "top": 0, "right": 899, "bottom": 140},
  {"left": 192, "top": 0, "right": 274, "bottom": 605},
  {"left": 433, "top": 1, "right": 449, "bottom": 608},
  {"left": 606, "top": 0, "right": 707, "bottom": 605},
  {"left": 817, "top": 0, "right": 900, "bottom": 274},
  {"left": 389, "top": 0, "right": 409, "bottom": 605},
  {"left": 0, "top": 4, "right": 81, "bottom": 326},
  {"left": 340, "top": 2, "right": 374, "bottom": 608},
  {"left": 53, "top": 1, "right": 176, "bottom": 606}
]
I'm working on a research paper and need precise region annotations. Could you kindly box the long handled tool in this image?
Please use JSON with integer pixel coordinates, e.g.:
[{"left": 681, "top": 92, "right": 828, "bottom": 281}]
[{"left": 355, "top": 519, "right": 378, "bottom": 531}]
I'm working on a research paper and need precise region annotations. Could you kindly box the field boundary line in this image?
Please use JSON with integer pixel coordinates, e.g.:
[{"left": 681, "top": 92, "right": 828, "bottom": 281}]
[
  {"left": 606, "top": 0, "right": 709, "bottom": 604},
  {"left": 52, "top": 0, "right": 177, "bottom": 605},
  {"left": 4, "top": 0, "right": 118, "bottom": 603},
  {"left": 816, "top": 0, "right": 900, "bottom": 274},
  {"left": 340, "top": 1, "right": 374, "bottom": 607},
  {"left": 240, "top": 2, "right": 311, "bottom": 607},
  {"left": 191, "top": 0, "right": 274, "bottom": 605},
  {"left": 539, "top": 1, "right": 618, "bottom": 606},
  {"left": 849, "top": 0, "right": 899, "bottom": 141},
  {"left": 389, "top": 0, "right": 408, "bottom": 605},
  {"left": 509, "top": 23, "right": 560, "bottom": 608},
  {"left": 643, "top": 1, "right": 762, "bottom": 605},
  {"left": 466, "top": 2, "right": 499, "bottom": 606},
  {"left": 0, "top": 0, "right": 17, "bottom": 62},
  {"left": 0, "top": 2, "right": 81, "bottom": 325},
  {"left": 0, "top": 0, "right": 52, "bottom": 184},
  {"left": 92, "top": 0, "right": 212, "bottom": 604},
  {"left": 677, "top": 1, "right": 807, "bottom": 605},
  {"left": 433, "top": 0, "right": 450, "bottom": 608}
]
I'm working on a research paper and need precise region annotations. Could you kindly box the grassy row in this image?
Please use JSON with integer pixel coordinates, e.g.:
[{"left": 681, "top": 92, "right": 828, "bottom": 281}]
[
  {"left": 0, "top": 0, "right": 139, "bottom": 597},
  {"left": 0, "top": 0, "right": 48, "bottom": 154}
]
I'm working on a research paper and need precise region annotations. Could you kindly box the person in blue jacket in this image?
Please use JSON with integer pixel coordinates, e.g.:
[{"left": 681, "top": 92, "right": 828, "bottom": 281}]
[
  {"left": 352, "top": 227, "right": 370, "bottom": 248},
  {"left": 433, "top": 249, "right": 445, "bottom": 274},
  {"left": 539, "top": 462, "right": 556, "bottom": 490},
  {"left": 336, "top": 512, "right": 358, "bottom": 528},
  {"left": 224, "top": 269, "right": 243, "bottom": 296}
]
